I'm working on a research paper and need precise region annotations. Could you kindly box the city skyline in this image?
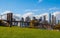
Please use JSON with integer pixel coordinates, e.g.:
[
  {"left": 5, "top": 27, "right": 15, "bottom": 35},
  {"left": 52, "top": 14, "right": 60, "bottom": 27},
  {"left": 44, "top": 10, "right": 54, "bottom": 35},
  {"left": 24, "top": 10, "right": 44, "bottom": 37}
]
[{"left": 0, "top": 0, "right": 60, "bottom": 37}]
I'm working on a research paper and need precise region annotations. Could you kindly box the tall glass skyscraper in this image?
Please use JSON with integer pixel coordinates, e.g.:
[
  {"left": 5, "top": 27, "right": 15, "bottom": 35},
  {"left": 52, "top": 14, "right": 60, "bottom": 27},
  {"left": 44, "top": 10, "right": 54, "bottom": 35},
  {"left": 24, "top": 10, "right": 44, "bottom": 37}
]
[{"left": 49, "top": 13, "right": 51, "bottom": 24}]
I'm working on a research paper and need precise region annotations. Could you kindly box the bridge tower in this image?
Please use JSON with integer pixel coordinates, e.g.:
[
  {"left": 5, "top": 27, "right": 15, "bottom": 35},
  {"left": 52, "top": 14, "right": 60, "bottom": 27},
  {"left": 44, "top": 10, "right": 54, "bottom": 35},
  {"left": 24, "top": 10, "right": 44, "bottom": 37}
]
[{"left": 7, "top": 13, "right": 13, "bottom": 27}]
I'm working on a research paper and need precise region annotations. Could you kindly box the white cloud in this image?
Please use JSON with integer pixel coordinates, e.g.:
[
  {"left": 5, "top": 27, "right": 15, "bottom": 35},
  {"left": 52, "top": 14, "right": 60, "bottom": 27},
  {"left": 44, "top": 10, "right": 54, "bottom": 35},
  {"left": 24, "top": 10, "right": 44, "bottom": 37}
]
[
  {"left": 0, "top": 15, "right": 7, "bottom": 20},
  {"left": 13, "top": 14, "right": 21, "bottom": 17},
  {"left": 53, "top": 11, "right": 60, "bottom": 16},
  {"left": 33, "top": 13, "right": 49, "bottom": 21},
  {"left": 1, "top": 11, "right": 12, "bottom": 15},
  {"left": 49, "top": 7, "right": 59, "bottom": 10},
  {"left": 39, "top": 13, "right": 48, "bottom": 16},
  {"left": 1, "top": 10, "right": 60, "bottom": 22},
  {"left": 39, "top": 13, "right": 49, "bottom": 20},
  {"left": 0, "top": 11, "right": 12, "bottom": 20},
  {"left": 13, "top": 14, "right": 21, "bottom": 20},
  {"left": 35, "top": 12, "right": 60, "bottom": 22},
  {"left": 53, "top": 11, "right": 60, "bottom": 20},
  {"left": 0, "top": 11, "right": 21, "bottom": 21},
  {"left": 35, "top": 12, "right": 60, "bottom": 21},
  {"left": 22, "top": 12, "right": 34, "bottom": 18}
]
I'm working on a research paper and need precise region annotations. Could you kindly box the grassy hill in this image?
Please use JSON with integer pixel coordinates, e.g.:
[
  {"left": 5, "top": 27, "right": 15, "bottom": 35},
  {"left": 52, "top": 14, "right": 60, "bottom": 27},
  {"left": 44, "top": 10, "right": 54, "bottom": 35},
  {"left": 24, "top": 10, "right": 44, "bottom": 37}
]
[{"left": 0, "top": 26, "right": 60, "bottom": 38}]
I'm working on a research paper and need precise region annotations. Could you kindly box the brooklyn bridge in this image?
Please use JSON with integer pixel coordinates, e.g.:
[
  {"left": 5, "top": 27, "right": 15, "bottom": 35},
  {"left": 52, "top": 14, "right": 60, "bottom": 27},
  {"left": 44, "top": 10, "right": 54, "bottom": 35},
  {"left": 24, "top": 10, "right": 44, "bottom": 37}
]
[
  {"left": 0, "top": 13, "right": 30, "bottom": 27},
  {"left": 0, "top": 12, "right": 60, "bottom": 30}
]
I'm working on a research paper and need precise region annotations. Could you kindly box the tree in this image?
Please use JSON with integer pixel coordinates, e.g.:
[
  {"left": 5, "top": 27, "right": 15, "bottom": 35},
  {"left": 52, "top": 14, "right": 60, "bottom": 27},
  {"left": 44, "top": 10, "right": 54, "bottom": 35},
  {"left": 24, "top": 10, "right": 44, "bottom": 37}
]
[
  {"left": 53, "top": 24, "right": 60, "bottom": 30},
  {"left": 0, "top": 20, "right": 10, "bottom": 27},
  {"left": 29, "top": 19, "right": 39, "bottom": 28}
]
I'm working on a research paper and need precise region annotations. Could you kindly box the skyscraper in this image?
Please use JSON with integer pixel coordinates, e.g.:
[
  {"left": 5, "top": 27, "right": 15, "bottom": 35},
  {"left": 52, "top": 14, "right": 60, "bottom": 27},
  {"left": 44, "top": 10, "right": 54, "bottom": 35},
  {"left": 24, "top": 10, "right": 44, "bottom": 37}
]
[
  {"left": 25, "top": 16, "right": 31, "bottom": 22},
  {"left": 33, "top": 17, "right": 36, "bottom": 20},
  {"left": 20, "top": 17, "right": 24, "bottom": 27},
  {"left": 49, "top": 13, "right": 51, "bottom": 24},
  {"left": 52, "top": 15, "right": 56, "bottom": 25},
  {"left": 25, "top": 16, "right": 31, "bottom": 27},
  {"left": 43, "top": 15, "right": 46, "bottom": 21},
  {"left": 58, "top": 20, "right": 60, "bottom": 24},
  {"left": 39, "top": 17, "right": 42, "bottom": 22}
]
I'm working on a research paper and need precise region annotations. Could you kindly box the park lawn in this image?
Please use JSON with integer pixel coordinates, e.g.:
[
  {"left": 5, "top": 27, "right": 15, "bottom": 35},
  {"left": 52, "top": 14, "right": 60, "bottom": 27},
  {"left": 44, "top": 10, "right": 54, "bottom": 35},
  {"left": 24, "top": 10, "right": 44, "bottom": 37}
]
[{"left": 0, "top": 26, "right": 60, "bottom": 38}]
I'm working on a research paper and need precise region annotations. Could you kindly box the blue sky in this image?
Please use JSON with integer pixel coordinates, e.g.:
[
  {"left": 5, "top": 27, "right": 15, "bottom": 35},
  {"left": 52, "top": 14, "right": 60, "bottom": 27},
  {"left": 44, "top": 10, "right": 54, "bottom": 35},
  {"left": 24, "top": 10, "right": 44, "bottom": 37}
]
[{"left": 0, "top": 0, "right": 60, "bottom": 15}]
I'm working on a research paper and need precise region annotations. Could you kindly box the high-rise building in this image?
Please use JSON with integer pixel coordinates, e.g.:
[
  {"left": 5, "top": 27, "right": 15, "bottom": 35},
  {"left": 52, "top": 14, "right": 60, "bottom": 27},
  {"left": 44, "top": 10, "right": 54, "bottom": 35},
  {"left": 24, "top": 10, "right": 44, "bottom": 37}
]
[
  {"left": 32, "top": 17, "right": 36, "bottom": 20},
  {"left": 43, "top": 15, "right": 46, "bottom": 21},
  {"left": 21, "top": 17, "right": 24, "bottom": 21},
  {"left": 58, "top": 20, "right": 60, "bottom": 24},
  {"left": 25, "top": 16, "right": 31, "bottom": 27},
  {"left": 39, "top": 17, "right": 42, "bottom": 22},
  {"left": 52, "top": 15, "right": 56, "bottom": 25},
  {"left": 25, "top": 16, "right": 31, "bottom": 22},
  {"left": 49, "top": 13, "right": 51, "bottom": 24},
  {"left": 20, "top": 17, "right": 24, "bottom": 27}
]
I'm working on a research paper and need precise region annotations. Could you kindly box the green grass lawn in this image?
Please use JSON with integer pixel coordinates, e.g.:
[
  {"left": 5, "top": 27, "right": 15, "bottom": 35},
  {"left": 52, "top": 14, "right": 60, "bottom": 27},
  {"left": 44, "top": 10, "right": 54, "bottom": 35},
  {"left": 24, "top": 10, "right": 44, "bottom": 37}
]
[{"left": 0, "top": 26, "right": 60, "bottom": 38}]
